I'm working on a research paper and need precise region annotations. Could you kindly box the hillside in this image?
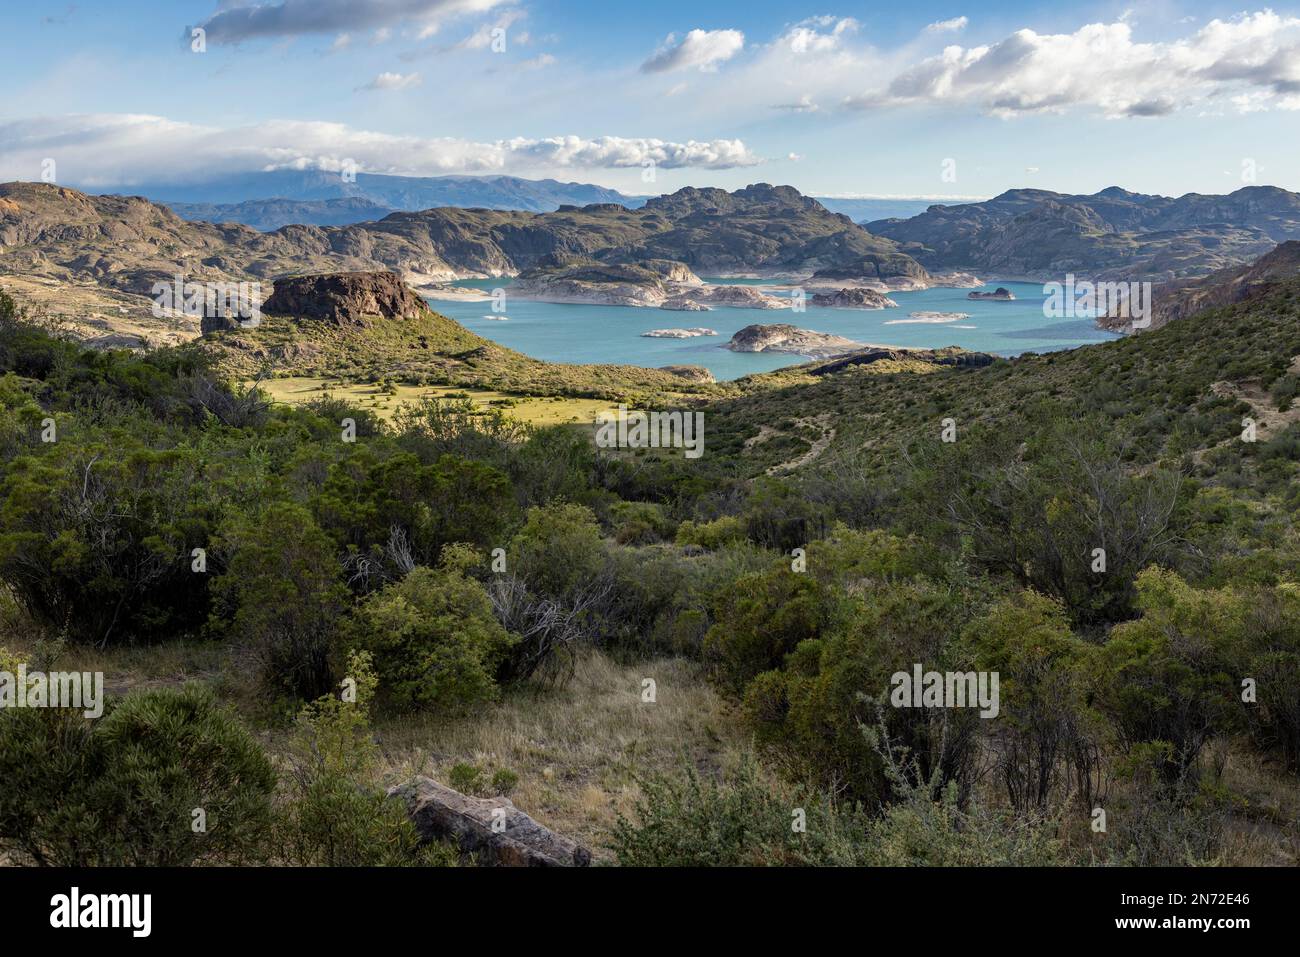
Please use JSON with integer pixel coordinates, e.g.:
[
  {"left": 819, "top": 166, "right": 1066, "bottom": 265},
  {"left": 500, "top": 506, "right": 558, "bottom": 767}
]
[
  {"left": 0, "top": 181, "right": 931, "bottom": 339},
  {"left": 1101, "top": 240, "right": 1300, "bottom": 333},
  {"left": 200, "top": 270, "right": 732, "bottom": 403},
  {"left": 713, "top": 272, "right": 1300, "bottom": 486},
  {"left": 868, "top": 185, "right": 1300, "bottom": 282}
]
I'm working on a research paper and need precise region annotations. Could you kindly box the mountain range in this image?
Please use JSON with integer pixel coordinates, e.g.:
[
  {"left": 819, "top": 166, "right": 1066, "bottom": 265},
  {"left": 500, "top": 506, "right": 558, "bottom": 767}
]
[
  {"left": 0, "top": 181, "right": 929, "bottom": 296},
  {"left": 867, "top": 185, "right": 1300, "bottom": 283},
  {"left": 77, "top": 170, "right": 935, "bottom": 232}
]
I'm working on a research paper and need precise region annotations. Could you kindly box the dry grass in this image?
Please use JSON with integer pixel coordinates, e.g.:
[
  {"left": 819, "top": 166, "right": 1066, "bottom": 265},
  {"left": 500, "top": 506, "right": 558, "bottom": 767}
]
[{"left": 371, "top": 649, "right": 750, "bottom": 860}]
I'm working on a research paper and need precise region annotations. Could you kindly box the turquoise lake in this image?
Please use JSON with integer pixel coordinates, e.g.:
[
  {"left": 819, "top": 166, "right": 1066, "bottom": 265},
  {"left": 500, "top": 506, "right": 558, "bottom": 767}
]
[{"left": 429, "top": 279, "right": 1120, "bottom": 382}]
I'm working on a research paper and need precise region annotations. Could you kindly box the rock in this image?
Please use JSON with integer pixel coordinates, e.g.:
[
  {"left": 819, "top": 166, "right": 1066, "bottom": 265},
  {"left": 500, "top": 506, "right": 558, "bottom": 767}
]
[
  {"left": 390, "top": 777, "right": 592, "bottom": 867},
  {"left": 694, "top": 285, "right": 789, "bottom": 309},
  {"left": 968, "top": 287, "right": 1015, "bottom": 300},
  {"left": 641, "top": 327, "right": 717, "bottom": 338},
  {"left": 659, "top": 299, "right": 711, "bottom": 311},
  {"left": 658, "top": 365, "right": 716, "bottom": 383},
  {"left": 261, "top": 270, "right": 428, "bottom": 326},
  {"left": 726, "top": 323, "right": 862, "bottom": 357},
  {"left": 807, "top": 346, "right": 998, "bottom": 375},
  {"left": 809, "top": 287, "right": 898, "bottom": 309}
]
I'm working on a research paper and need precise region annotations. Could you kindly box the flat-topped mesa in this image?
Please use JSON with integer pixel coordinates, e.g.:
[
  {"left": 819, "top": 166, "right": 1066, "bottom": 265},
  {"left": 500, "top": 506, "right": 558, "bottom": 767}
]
[
  {"left": 727, "top": 323, "right": 862, "bottom": 357},
  {"left": 261, "top": 271, "right": 428, "bottom": 326}
]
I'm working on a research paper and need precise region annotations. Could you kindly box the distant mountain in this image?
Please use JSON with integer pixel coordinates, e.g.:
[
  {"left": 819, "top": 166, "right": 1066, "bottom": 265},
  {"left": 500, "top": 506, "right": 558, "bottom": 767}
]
[
  {"left": 166, "top": 197, "right": 397, "bottom": 231},
  {"left": 0, "top": 181, "right": 928, "bottom": 302},
  {"left": 867, "top": 185, "right": 1300, "bottom": 282},
  {"left": 813, "top": 198, "right": 949, "bottom": 223},
  {"left": 92, "top": 170, "right": 639, "bottom": 228}
]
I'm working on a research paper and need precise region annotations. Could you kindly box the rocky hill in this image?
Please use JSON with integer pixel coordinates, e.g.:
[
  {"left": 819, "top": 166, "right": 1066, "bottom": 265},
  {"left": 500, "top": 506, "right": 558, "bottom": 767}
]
[
  {"left": 1101, "top": 241, "right": 1300, "bottom": 333},
  {"left": 0, "top": 181, "right": 931, "bottom": 334},
  {"left": 260, "top": 271, "right": 428, "bottom": 326},
  {"left": 167, "top": 197, "right": 396, "bottom": 231},
  {"left": 867, "top": 185, "right": 1300, "bottom": 282}
]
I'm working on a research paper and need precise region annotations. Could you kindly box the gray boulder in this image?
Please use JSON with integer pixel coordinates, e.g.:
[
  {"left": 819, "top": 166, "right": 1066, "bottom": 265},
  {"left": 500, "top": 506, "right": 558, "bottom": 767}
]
[{"left": 389, "top": 777, "right": 592, "bottom": 867}]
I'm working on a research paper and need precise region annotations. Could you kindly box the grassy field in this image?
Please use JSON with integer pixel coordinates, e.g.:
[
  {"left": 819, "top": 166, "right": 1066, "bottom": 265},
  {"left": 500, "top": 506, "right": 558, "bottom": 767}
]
[{"left": 256, "top": 376, "right": 619, "bottom": 427}]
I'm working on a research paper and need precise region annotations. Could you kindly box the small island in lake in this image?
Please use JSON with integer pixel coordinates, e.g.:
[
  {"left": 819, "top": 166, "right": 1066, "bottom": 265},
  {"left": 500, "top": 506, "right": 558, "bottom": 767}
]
[{"left": 641, "top": 328, "right": 717, "bottom": 338}]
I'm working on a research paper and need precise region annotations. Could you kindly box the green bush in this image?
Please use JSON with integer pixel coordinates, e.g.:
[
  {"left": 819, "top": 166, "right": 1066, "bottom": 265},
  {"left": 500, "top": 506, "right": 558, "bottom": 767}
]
[
  {"left": 212, "top": 501, "right": 348, "bottom": 701},
  {"left": 745, "top": 580, "right": 983, "bottom": 806},
  {"left": 448, "top": 762, "right": 484, "bottom": 794},
  {"left": 0, "top": 685, "right": 276, "bottom": 866},
  {"left": 609, "top": 759, "right": 870, "bottom": 866},
  {"left": 343, "top": 561, "right": 515, "bottom": 712},
  {"left": 1089, "top": 568, "right": 1240, "bottom": 782},
  {"left": 702, "top": 567, "right": 834, "bottom": 694},
  {"left": 675, "top": 515, "right": 746, "bottom": 550},
  {"left": 276, "top": 650, "right": 456, "bottom": 866},
  {"left": 509, "top": 502, "right": 607, "bottom": 601},
  {"left": 608, "top": 500, "right": 673, "bottom": 545}
]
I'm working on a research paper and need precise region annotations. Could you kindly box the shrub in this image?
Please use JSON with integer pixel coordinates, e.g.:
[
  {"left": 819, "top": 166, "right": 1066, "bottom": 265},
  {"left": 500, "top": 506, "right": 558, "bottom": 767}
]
[
  {"left": 212, "top": 502, "right": 348, "bottom": 701},
  {"left": 608, "top": 759, "right": 870, "bottom": 866},
  {"left": 966, "top": 591, "right": 1101, "bottom": 812},
  {"left": 1089, "top": 568, "right": 1240, "bottom": 782},
  {"left": 748, "top": 581, "right": 983, "bottom": 806},
  {"left": 276, "top": 650, "right": 455, "bottom": 866},
  {"left": 509, "top": 502, "right": 607, "bottom": 601},
  {"left": 0, "top": 685, "right": 276, "bottom": 866},
  {"left": 448, "top": 762, "right": 484, "bottom": 794},
  {"left": 490, "top": 768, "right": 519, "bottom": 795},
  {"left": 702, "top": 567, "right": 834, "bottom": 694},
  {"left": 675, "top": 515, "right": 746, "bottom": 550},
  {"left": 608, "top": 500, "right": 673, "bottom": 545},
  {"left": 342, "top": 561, "right": 515, "bottom": 713}
]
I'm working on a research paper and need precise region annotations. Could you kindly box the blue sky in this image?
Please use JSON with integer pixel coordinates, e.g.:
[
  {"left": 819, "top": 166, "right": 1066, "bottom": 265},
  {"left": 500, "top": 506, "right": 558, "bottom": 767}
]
[{"left": 2, "top": 0, "right": 1298, "bottom": 199}]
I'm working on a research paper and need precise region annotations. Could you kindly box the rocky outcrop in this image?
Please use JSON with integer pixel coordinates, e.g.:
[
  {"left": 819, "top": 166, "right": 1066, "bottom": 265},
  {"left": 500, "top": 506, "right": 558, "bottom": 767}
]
[
  {"left": 968, "top": 287, "right": 1015, "bottom": 300},
  {"left": 727, "top": 323, "right": 862, "bottom": 357},
  {"left": 807, "top": 346, "right": 998, "bottom": 375},
  {"left": 512, "top": 258, "right": 790, "bottom": 310},
  {"left": 260, "top": 271, "right": 427, "bottom": 326},
  {"left": 641, "top": 327, "right": 716, "bottom": 338},
  {"left": 389, "top": 777, "right": 591, "bottom": 867},
  {"left": 659, "top": 365, "right": 717, "bottom": 383},
  {"left": 810, "top": 287, "right": 898, "bottom": 309},
  {"left": 1100, "top": 240, "right": 1300, "bottom": 333}
]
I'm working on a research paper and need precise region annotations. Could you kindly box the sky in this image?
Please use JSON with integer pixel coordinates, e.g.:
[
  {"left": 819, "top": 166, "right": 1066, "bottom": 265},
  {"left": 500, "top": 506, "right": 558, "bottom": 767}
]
[{"left": 2, "top": 0, "right": 1299, "bottom": 200}]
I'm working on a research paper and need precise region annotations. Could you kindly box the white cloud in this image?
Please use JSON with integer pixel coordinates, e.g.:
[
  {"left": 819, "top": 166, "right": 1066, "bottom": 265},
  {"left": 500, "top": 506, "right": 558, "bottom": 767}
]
[
  {"left": 195, "top": 0, "right": 510, "bottom": 45},
  {"left": 847, "top": 11, "right": 1300, "bottom": 117},
  {"left": 925, "top": 17, "right": 969, "bottom": 34},
  {"left": 357, "top": 71, "right": 422, "bottom": 91},
  {"left": 0, "top": 114, "right": 762, "bottom": 187},
  {"left": 771, "top": 94, "right": 819, "bottom": 112},
  {"left": 641, "top": 29, "right": 744, "bottom": 73},
  {"left": 781, "top": 17, "right": 858, "bottom": 53}
]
